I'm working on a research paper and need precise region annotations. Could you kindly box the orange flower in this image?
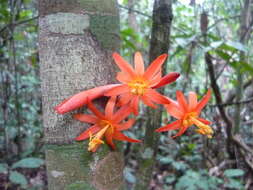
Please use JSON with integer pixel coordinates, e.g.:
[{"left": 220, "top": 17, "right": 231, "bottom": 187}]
[
  {"left": 74, "top": 96, "right": 141, "bottom": 152},
  {"left": 156, "top": 89, "right": 214, "bottom": 138},
  {"left": 105, "top": 52, "right": 180, "bottom": 115},
  {"left": 54, "top": 84, "right": 120, "bottom": 114}
]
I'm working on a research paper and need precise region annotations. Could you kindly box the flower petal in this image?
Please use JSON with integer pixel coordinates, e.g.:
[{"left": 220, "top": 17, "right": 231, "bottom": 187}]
[
  {"left": 113, "top": 105, "right": 133, "bottom": 123},
  {"left": 54, "top": 84, "right": 119, "bottom": 114},
  {"left": 145, "top": 89, "right": 171, "bottom": 105},
  {"left": 141, "top": 95, "right": 157, "bottom": 109},
  {"left": 155, "top": 120, "right": 182, "bottom": 132},
  {"left": 117, "top": 119, "right": 135, "bottom": 131},
  {"left": 165, "top": 103, "right": 184, "bottom": 119},
  {"left": 151, "top": 72, "right": 180, "bottom": 88},
  {"left": 131, "top": 96, "right": 140, "bottom": 115},
  {"left": 144, "top": 54, "right": 168, "bottom": 80},
  {"left": 73, "top": 114, "right": 97, "bottom": 124},
  {"left": 116, "top": 72, "right": 132, "bottom": 83},
  {"left": 188, "top": 91, "right": 198, "bottom": 111},
  {"left": 176, "top": 91, "right": 188, "bottom": 112},
  {"left": 105, "top": 96, "right": 116, "bottom": 118},
  {"left": 134, "top": 52, "right": 145, "bottom": 75},
  {"left": 198, "top": 118, "right": 212, "bottom": 125},
  {"left": 105, "top": 84, "right": 129, "bottom": 96},
  {"left": 113, "top": 52, "right": 135, "bottom": 78},
  {"left": 75, "top": 125, "right": 100, "bottom": 141},
  {"left": 172, "top": 125, "right": 188, "bottom": 138},
  {"left": 195, "top": 89, "right": 211, "bottom": 113},
  {"left": 87, "top": 100, "right": 105, "bottom": 119},
  {"left": 113, "top": 131, "right": 141, "bottom": 143},
  {"left": 118, "top": 93, "right": 132, "bottom": 106},
  {"left": 148, "top": 70, "right": 162, "bottom": 87},
  {"left": 105, "top": 131, "right": 116, "bottom": 150}
]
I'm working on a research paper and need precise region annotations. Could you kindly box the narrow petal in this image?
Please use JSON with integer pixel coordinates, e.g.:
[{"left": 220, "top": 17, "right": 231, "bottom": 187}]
[
  {"left": 113, "top": 53, "right": 135, "bottom": 78},
  {"left": 145, "top": 89, "right": 171, "bottom": 105},
  {"left": 113, "top": 105, "right": 133, "bottom": 123},
  {"left": 188, "top": 91, "right": 198, "bottom": 111},
  {"left": 155, "top": 120, "right": 182, "bottom": 132},
  {"left": 73, "top": 114, "right": 97, "bottom": 124},
  {"left": 116, "top": 72, "right": 132, "bottom": 83},
  {"left": 105, "top": 84, "right": 129, "bottom": 96},
  {"left": 172, "top": 125, "right": 188, "bottom": 138},
  {"left": 87, "top": 101, "right": 105, "bottom": 119},
  {"left": 195, "top": 89, "right": 212, "bottom": 113},
  {"left": 165, "top": 103, "right": 184, "bottom": 119},
  {"left": 105, "top": 132, "right": 116, "bottom": 150},
  {"left": 117, "top": 119, "right": 135, "bottom": 131},
  {"left": 144, "top": 54, "right": 168, "bottom": 80},
  {"left": 134, "top": 52, "right": 145, "bottom": 75},
  {"left": 176, "top": 91, "right": 188, "bottom": 112},
  {"left": 151, "top": 72, "right": 180, "bottom": 88},
  {"left": 54, "top": 84, "right": 119, "bottom": 114},
  {"left": 131, "top": 96, "right": 140, "bottom": 115},
  {"left": 75, "top": 125, "right": 100, "bottom": 141},
  {"left": 118, "top": 93, "right": 132, "bottom": 106},
  {"left": 105, "top": 96, "right": 116, "bottom": 118},
  {"left": 113, "top": 131, "right": 141, "bottom": 143},
  {"left": 141, "top": 95, "right": 157, "bottom": 109},
  {"left": 198, "top": 118, "right": 212, "bottom": 125},
  {"left": 148, "top": 70, "right": 162, "bottom": 87}
]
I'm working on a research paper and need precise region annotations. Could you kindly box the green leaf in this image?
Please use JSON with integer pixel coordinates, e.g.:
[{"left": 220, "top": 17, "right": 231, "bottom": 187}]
[
  {"left": 224, "top": 169, "right": 244, "bottom": 177},
  {"left": 226, "top": 41, "right": 247, "bottom": 52},
  {"left": 0, "top": 163, "right": 8, "bottom": 174},
  {"left": 12, "top": 157, "right": 44, "bottom": 169},
  {"left": 9, "top": 171, "right": 28, "bottom": 186}
]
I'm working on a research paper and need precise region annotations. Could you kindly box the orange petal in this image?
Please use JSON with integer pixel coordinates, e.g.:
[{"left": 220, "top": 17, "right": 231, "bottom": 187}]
[
  {"left": 105, "top": 132, "right": 116, "bottom": 150},
  {"left": 116, "top": 72, "right": 132, "bottom": 83},
  {"left": 148, "top": 70, "right": 162, "bottom": 87},
  {"left": 188, "top": 91, "right": 198, "bottom": 111},
  {"left": 54, "top": 84, "right": 119, "bottom": 114},
  {"left": 155, "top": 120, "right": 182, "bottom": 132},
  {"left": 198, "top": 118, "right": 212, "bottom": 125},
  {"left": 113, "top": 52, "right": 135, "bottom": 78},
  {"left": 165, "top": 103, "right": 184, "bottom": 119},
  {"left": 145, "top": 89, "right": 171, "bottom": 105},
  {"left": 151, "top": 72, "right": 180, "bottom": 88},
  {"left": 172, "top": 125, "right": 188, "bottom": 138},
  {"left": 113, "top": 105, "right": 133, "bottom": 123},
  {"left": 118, "top": 93, "right": 132, "bottom": 106},
  {"left": 105, "top": 84, "right": 129, "bottom": 96},
  {"left": 144, "top": 54, "right": 168, "bottom": 80},
  {"left": 75, "top": 125, "right": 100, "bottom": 141},
  {"left": 117, "top": 119, "right": 135, "bottom": 131},
  {"left": 113, "top": 131, "right": 141, "bottom": 143},
  {"left": 105, "top": 96, "right": 116, "bottom": 118},
  {"left": 87, "top": 100, "right": 105, "bottom": 119},
  {"left": 195, "top": 89, "right": 212, "bottom": 113},
  {"left": 73, "top": 114, "right": 97, "bottom": 124},
  {"left": 176, "top": 91, "right": 188, "bottom": 112},
  {"left": 134, "top": 52, "right": 145, "bottom": 75},
  {"left": 131, "top": 96, "right": 139, "bottom": 115},
  {"left": 141, "top": 95, "right": 157, "bottom": 109}
]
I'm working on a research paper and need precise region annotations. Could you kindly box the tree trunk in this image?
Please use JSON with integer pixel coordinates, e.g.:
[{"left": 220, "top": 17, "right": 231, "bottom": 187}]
[
  {"left": 38, "top": 1, "right": 124, "bottom": 189},
  {"left": 135, "top": 0, "right": 173, "bottom": 189}
]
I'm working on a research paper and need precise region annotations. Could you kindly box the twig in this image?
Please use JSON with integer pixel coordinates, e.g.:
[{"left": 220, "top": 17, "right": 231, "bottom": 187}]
[
  {"left": 118, "top": 4, "right": 151, "bottom": 18},
  {"left": 210, "top": 97, "right": 253, "bottom": 107}
]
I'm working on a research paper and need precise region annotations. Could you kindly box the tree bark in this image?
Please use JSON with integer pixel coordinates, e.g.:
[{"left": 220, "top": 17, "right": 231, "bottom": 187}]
[
  {"left": 39, "top": 1, "right": 124, "bottom": 189},
  {"left": 135, "top": 1, "right": 173, "bottom": 189}
]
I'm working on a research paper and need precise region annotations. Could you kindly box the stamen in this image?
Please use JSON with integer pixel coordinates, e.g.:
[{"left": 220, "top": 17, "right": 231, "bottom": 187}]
[
  {"left": 190, "top": 116, "right": 213, "bottom": 138},
  {"left": 128, "top": 80, "right": 148, "bottom": 95},
  {"left": 88, "top": 125, "right": 109, "bottom": 152}
]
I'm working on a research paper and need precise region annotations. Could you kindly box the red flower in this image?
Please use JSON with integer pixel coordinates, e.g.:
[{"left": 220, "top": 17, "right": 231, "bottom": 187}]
[
  {"left": 105, "top": 52, "right": 180, "bottom": 115},
  {"left": 156, "top": 89, "right": 214, "bottom": 138},
  {"left": 74, "top": 96, "right": 141, "bottom": 152},
  {"left": 54, "top": 84, "right": 120, "bottom": 114}
]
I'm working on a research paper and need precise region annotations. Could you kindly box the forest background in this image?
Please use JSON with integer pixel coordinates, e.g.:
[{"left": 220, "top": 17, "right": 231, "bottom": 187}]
[{"left": 0, "top": 0, "right": 253, "bottom": 189}]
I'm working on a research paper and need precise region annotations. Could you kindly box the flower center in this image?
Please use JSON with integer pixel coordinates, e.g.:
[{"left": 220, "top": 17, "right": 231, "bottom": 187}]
[
  {"left": 182, "top": 112, "right": 213, "bottom": 138},
  {"left": 128, "top": 79, "right": 148, "bottom": 95}
]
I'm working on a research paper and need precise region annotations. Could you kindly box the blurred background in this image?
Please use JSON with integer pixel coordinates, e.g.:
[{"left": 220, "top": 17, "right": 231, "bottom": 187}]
[{"left": 0, "top": 0, "right": 253, "bottom": 189}]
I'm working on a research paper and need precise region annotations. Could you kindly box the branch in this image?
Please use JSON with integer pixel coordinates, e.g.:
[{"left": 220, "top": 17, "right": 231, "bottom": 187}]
[
  {"left": 210, "top": 97, "right": 253, "bottom": 107},
  {"left": 118, "top": 4, "right": 151, "bottom": 18}
]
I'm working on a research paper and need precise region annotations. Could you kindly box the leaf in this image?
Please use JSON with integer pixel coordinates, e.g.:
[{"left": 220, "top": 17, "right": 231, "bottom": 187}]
[
  {"left": 12, "top": 157, "right": 44, "bottom": 169},
  {"left": 0, "top": 163, "right": 8, "bottom": 174},
  {"left": 224, "top": 169, "right": 244, "bottom": 177},
  {"left": 226, "top": 41, "right": 247, "bottom": 52},
  {"left": 9, "top": 171, "right": 28, "bottom": 186}
]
